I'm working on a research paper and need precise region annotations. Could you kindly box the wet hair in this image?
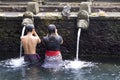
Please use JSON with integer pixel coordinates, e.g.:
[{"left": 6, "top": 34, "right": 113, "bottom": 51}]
[
  {"left": 48, "top": 24, "right": 56, "bottom": 34},
  {"left": 25, "top": 24, "right": 35, "bottom": 33}
]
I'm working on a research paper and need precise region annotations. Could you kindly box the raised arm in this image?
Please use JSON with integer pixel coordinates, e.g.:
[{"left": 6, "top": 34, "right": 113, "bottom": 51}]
[{"left": 32, "top": 29, "right": 41, "bottom": 43}]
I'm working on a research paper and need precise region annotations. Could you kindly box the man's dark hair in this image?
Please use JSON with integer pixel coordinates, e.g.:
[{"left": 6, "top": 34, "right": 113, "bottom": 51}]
[
  {"left": 25, "top": 24, "right": 34, "bottom": 33},
  {"left": 48, "top": 24, "right": 56, "bottom": 34}
]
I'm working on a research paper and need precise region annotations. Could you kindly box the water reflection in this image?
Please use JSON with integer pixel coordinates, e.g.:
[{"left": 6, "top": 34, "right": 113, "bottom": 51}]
[{"left": 0, "top": 58, "right": 120, "bottom": 80}]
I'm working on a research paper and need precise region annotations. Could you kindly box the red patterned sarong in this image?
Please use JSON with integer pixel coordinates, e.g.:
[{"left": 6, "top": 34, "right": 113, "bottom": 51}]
[{"left": 46, "top": 50, "right": 60, "bottom": 56}]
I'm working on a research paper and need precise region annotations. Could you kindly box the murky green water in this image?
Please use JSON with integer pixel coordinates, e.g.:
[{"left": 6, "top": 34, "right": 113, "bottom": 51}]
[{"left": 0, "top": 57, "right": 120, "bottom": 80}]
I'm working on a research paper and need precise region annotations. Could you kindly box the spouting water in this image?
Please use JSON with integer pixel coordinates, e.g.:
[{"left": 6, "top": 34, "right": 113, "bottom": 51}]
[
  {"left": 3, "top": 57, "right": 25, "bottom": 68},
  {"left": 64, "top": 28, "right": 93, "bottom": 69},
  {"left": 76, "top": 28, "right": 81, "bottom": 61},
  {"left": 0, "top": 26, "right": 26, "bottom": 68},
  {"left": 20, "top": 26, "right": 26, "bottom": 58},
  {"left": 63, "top": 28, "right": 82, "bottom": 69}
]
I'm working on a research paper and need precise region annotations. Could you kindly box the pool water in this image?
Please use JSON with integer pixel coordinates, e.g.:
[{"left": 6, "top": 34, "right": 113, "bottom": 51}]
[{"left": 0, "top": 57, "right": 120, "bottom": 80}]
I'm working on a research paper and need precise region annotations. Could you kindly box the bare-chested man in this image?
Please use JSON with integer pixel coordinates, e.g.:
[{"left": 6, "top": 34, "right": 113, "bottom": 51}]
[{"left": 21, "top": 24, "right": 41, "bottom": 65}]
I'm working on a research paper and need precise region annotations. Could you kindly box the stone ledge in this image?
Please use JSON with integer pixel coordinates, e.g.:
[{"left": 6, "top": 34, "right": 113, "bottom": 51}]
[{"left": 0, "top": 12, "right": 120, "bottom": 20}]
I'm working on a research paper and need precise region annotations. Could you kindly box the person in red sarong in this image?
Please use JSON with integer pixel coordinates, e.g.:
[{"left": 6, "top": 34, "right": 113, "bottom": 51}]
[{"left": 42, "top": 24, "right": 63, "bottom": 68}]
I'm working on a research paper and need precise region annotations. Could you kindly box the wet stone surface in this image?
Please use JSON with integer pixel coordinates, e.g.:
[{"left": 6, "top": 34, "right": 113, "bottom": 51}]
[
  {"left": 80, "top": 20, "right": 120, "bottom": 57},
  {"left": 0, "top": 18, "right": 120, "bottom": 60}
]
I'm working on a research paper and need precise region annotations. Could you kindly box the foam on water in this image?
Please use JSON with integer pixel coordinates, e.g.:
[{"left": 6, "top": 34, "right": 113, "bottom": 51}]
[
  {"left": 1, "top": 57, "right": 26, "bottom": 68},
  {"left": 64, "top": 60, "right": 94, "bottom": 69},
  {"left": 42, "top": 61, "right": 63, "bottom": 69}
]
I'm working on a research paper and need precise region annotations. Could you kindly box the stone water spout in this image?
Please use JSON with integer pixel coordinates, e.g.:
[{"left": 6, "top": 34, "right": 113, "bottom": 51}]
[
  {"left": 77, "top": 10, "right": 89, "bottom": 29},
  {"left": 61, "top": 5, "right": 71, "bottom": 17},
  {"left": 22, "top": 11, "right": 34, "bottom": 25},
  {"left": 76, "top": 10, "right": 89, "bottom": 60},
  {"left": 22, "top": 18, "right": 34, "bottom": 26},
  {"left": 77, "top": 1, "right": 91, "bottom": 28}
]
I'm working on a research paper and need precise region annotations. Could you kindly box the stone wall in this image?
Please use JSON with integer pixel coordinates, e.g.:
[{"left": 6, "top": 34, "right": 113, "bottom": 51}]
[
  {"left": 0, "top": 19, "right": 22, "bottom": 59},
  {"left": 80, "top": 19, "right": 120, "bottom": 59},
  {"left": 0, "top": 18, "right": 77, "bottom": 60},
  {"left": 0, "top": 18, "right": 120, "bottom": 60},
  {"left": 35, "top": 19, "right": 77, "bottom": 59}
]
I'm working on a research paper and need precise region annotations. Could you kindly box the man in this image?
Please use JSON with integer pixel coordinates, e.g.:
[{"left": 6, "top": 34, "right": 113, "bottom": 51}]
[
  {"left": 42, "top": 24, "right": 63, "bottom": 68},
  {"left": 21, "top": 24, "right": 41, "bottom": 65}
]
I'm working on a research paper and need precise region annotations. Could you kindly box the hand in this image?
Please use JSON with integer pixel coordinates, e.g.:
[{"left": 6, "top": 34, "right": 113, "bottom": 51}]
[{"left": 32, "top": 29, "right": 36, "bottom": 35}]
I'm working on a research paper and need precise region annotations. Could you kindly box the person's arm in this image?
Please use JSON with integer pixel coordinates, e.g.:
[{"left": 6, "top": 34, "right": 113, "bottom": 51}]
[
  {"left": 60, "top": 38, "right": 63, "bottom": 44},
  {"left": 55, "top": 29, "right": 59, "bottom": 36},
  {"left": 55, "top": 29, "right": 63, "bottom": 44},
  {"left": 59, "top": 36, "right": 63, "bottom": 44},
  {"left": 32, "top": 29, "right": 41, "bottom": 43}
]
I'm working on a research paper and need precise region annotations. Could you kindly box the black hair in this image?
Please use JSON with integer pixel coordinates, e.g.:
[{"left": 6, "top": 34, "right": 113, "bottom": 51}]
[
  {"left": 48, "top": 24, "right": 56, "bottom": 34},
  {"left": 25, "top": 24, "right": 34, "bottom": 33}
]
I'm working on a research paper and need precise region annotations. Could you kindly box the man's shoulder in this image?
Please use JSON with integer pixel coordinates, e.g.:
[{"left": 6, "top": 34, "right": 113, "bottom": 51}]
[
  {"left": 21, "top": 36, "right": 27, "bottom": 39},
  {"left": 32, "top": 36, "right": 39, "bottom": 40}
]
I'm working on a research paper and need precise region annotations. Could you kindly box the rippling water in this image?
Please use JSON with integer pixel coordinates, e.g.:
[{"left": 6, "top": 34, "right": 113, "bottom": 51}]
[{"left": 0, "top": 57, "right": 120, "bottom": 80}]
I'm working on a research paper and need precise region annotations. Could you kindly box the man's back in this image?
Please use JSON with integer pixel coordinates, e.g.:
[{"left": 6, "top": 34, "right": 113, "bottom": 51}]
[
  {"left": 21, "top": 32, "right": 40, "bottom": 54},
  {"left": 20, "top": 24, "right": 41, "bottom": 64}
]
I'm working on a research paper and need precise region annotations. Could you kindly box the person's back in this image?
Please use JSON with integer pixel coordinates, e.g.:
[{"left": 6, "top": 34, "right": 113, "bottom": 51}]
[
  {"left": 21, "top": 24, "right": 41, "bottom": 65},
  {"left": 43, "top": 35, "right": 62, "bottom": 51},
  {"left": 42, "top": 24, "right": 63, "bottom": 68},
  {"left": 21, "top": 33, "right": 40, "bottom": 54}
]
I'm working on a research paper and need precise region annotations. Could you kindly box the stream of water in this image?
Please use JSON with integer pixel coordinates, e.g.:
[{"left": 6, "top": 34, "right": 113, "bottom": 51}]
[
  {"left": 76, "top": 28, "right": 81, "bottom": 61},
  {"left": 20, "top": 26, "right": 26, "bottom": 58}
]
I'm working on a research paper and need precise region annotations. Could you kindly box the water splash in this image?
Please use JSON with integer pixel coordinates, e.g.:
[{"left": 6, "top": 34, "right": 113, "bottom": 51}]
[
  {"left": 76, "top": 28, "right": 81, "bottom": 60},
  {"left": 64, "top": 60, "right": 94, "bottom": 69},
  {"left": 1, "top": 57, "right": 26, "bottom": 68},
  {"left": 20, "top": 26, "right": 26, "bottom": 58},
  {"left": 42, "top": 61, "right": 64, "bottom": 69}
]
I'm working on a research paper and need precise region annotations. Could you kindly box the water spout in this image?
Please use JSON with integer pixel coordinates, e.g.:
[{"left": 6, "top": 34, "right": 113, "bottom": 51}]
[
  {"left": 76, "top": 20, "right": 88, "bottom": 60},
  {"left": 77, "top": 19, "right": 89, "bottom": 29},
  {"left": 61, "top": 5, "right": 71, "bottom": 17},
  {"left": 76, "top": 10, "right": 89, "bottom": 60},
  {"left": 20, "top": 26, "right": 26, "bottom": 58},
  {"left": 76, "top": 28, "right": 81, "bottom": 60}
]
